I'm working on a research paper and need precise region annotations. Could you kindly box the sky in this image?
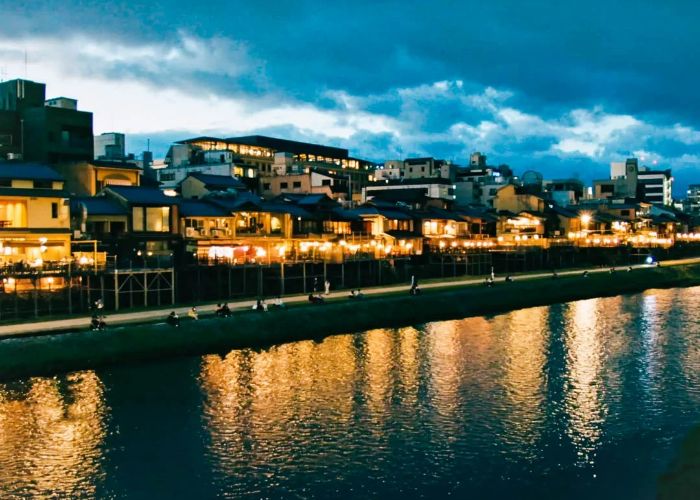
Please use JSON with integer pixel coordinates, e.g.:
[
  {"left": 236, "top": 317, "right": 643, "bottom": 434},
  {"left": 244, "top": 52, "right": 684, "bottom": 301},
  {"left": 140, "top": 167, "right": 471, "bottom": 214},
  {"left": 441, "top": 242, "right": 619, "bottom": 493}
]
[{"left": 1, "top": 0, "right": 699, "bottom": 194}]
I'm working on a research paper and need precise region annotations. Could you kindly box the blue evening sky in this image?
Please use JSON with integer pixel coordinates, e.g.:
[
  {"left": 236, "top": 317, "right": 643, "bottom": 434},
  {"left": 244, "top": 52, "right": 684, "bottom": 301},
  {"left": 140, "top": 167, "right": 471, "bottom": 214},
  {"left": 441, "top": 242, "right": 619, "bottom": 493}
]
[{"left": 1, "top": 0, "right": 699, "bottom": 193}]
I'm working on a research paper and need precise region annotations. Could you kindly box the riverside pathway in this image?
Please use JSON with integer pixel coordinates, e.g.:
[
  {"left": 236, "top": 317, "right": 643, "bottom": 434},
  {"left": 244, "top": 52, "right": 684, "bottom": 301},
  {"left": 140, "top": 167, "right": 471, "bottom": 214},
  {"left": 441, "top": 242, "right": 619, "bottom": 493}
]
[{"left": 2, "top": 257, "right": 700, "bottom": 339}]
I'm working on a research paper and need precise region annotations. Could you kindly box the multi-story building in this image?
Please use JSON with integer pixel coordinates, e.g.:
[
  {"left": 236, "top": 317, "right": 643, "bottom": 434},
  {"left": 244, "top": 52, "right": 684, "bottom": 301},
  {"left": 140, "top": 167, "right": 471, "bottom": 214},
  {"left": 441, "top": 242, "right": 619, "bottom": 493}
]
[
  {"left": 453, "top": 164, "right": 512, "bottom": 207},
  {"left": 0, "top": 79, "right": 94, "bottom": 163},
  {"left": 54, "top": 159, "right": 141, "bottom": 196},
  {"left": 363, "top": 178, "right": 456, "bottom": 209},
  {"left": 0, "top": 162, "right": 71, "bottom": 268},
  {"left": 94, "top": 132, "right": 126, "bottom": 160},
  {"left": 684, "top": 184, "right": 700, "bottom": 213},
  {"left": 637, "top": 167, "right": 673, "bottom": 206}
]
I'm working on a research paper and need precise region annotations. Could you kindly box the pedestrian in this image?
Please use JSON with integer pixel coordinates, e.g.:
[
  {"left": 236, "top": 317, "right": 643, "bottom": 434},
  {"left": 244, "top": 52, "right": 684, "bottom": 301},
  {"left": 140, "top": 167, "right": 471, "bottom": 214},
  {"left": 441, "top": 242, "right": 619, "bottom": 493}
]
[
  {"left": 188, "top": 306, "right": 199, "bottom": 320},
  {"left": 490, "top": 266, "right": 495, "bottom": 282},
  {"left": 324, "top": 279, "right": 331, "bottom": 295},
  {"left": 313, "top": 277, "right": 319, "bottom": 293}
]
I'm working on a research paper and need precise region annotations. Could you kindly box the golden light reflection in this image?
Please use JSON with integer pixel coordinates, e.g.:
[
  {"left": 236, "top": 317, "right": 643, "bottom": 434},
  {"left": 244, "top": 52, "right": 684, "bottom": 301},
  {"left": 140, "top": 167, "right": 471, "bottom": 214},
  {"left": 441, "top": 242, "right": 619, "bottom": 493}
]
[
  {"left": 0, "top": 372, "right": 107, "bottom": 498},
  {"left": 499, "top": 307, "right": 548, "bottom": 450},
  {"left": 563, "top": 298, "right": 607, "bottom": 465}
]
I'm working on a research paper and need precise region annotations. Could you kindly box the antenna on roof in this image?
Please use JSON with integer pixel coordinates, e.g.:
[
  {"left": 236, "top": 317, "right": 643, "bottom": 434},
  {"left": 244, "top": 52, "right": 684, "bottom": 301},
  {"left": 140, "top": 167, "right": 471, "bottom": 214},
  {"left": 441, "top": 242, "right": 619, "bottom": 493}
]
[{"left": 24, "top": 50, "right": 28, "bottom": 78}]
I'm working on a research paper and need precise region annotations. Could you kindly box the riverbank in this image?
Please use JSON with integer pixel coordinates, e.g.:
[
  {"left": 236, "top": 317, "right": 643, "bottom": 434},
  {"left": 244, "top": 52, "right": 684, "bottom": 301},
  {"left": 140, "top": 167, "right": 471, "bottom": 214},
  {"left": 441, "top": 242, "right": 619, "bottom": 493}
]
[{"left": 2, "top": 262, "right": 700, "bottom": 380}]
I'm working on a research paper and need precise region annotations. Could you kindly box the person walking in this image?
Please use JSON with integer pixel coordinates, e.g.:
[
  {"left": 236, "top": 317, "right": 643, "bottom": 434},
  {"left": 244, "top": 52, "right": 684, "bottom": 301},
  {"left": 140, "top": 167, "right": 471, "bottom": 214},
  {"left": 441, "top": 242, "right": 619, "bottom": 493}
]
[{"left": 324, "top": 279, "right": 331, "bottom": 295}]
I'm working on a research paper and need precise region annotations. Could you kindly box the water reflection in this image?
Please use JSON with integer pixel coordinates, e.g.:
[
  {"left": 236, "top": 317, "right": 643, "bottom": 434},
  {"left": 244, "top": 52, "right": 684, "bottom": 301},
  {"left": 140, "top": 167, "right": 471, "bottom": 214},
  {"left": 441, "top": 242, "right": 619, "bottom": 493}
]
[
  {"left": 563, "top": 298, "right": 608, "bottom": 466},
  {"left": 0, "top": 372, "right": 107, "bottom": 498},
  {"left": 3, "top": 287, "right": 700, "bottom": 498}
]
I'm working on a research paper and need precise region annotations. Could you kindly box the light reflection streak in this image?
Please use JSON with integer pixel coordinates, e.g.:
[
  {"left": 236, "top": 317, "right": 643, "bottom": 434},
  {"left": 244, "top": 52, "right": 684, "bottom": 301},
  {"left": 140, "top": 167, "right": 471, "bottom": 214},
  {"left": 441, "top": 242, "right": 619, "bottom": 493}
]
[
  {"left": 0, "top": 372, "right": 107, "bottom": 498},
  {"left": 563, "top": 298, "right": 607, "bottom": 466}
]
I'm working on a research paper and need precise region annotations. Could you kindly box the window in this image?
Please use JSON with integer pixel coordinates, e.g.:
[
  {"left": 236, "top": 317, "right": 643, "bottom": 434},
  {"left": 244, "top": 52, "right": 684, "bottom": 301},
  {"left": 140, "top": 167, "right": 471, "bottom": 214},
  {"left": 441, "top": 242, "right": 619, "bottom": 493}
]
[
  {"left": 132, "top": 207, "right": 144, "bottom": 231},
  {"left": 133, "top": 203, "right": 169, "bottom": 233},
  {"left": 293, "top": 181, "right": 302, "bottom": 188},
  {"left": 620, "top": 210, "right": 630, "bottom": 216},
  {"left": 263, "top": 183, "right": 271, "bottom": 190},
  {"left": 0, "top": 200, "right": 27, "bottom": 227},
  {"left": 601, "top": 184, "right": 614, "bottom": 194},
  {"left": 321, "top": 179, "right": 331, "bottom": 186},
  {"left": 34, "top": 180, "right": 53, "bottom": 189},
  {"left": 0, "top": 179, "right": 11, "bottom": 187},
  {"left": 160, "top": 172, "right": 176, "bottom": 182},
  {"left": 51, "top": 202, "right": 58, "bottom": 219},
  {"left": 146, "top": 207, "right": 170, "bottom": 232},
  {"left": 280, "top": 182, "right": 288, "bottom": 189}
]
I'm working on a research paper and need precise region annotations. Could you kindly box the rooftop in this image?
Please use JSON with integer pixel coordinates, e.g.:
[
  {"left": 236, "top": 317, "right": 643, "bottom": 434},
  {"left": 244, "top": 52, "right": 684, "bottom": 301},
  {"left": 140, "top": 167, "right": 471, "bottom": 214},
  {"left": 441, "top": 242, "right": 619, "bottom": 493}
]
[
  {"left": 104, "top": 185, "right": 177, "bottom": 205},
  {"left": 187, "top": 172, "right": 247, "bottom": 191},
  {"left": 0, "top": 162, "right": 64, "bottom": 181}
]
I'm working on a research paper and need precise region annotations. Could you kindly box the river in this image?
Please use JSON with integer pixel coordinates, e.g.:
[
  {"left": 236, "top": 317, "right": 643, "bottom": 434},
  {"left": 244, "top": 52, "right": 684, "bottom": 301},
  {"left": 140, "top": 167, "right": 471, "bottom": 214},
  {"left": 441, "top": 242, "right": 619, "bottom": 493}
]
[{"left": 1, "top": 287, "right": 699, "bottom": 499}]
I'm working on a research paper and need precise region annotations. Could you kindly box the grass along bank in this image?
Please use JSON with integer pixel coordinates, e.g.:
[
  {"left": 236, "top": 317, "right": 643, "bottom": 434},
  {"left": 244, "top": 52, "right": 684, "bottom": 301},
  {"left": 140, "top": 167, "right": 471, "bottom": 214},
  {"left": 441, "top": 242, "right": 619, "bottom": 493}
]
[{"left": 1, "top": 263, "right": 700, "bottom": 380}]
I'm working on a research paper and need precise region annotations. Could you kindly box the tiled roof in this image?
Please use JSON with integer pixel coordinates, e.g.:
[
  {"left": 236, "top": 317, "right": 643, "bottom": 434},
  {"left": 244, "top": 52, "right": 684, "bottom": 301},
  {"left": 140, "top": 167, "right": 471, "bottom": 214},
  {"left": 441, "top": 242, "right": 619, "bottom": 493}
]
[
  {"left": 188, "top": 172, "right": 246, "bottom": 190},
  {"left": 105, "top": 185, "right": 177, "bottom": 205},
  {"left": 0, "top": 162, "right": 64, "bottom": 181},
  {"left": 73, "top": 197, "right": 128, "bottom": 216},
  {"left": 179, "top": 199, "right": 230, "bottom": 217}
]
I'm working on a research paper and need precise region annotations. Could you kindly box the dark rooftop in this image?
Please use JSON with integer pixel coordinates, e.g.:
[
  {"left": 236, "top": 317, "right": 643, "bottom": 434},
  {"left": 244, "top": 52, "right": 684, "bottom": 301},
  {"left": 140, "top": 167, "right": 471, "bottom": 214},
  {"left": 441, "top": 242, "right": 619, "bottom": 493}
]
[
  {"left": 179, "top": 199, "right": 230, "bottom": 217},
  {"left": 90, "top": 159, "right": 142, "bottom": 171},
  {"left": 187, "top": 172, "right": 247, "bottom": 191},
  {"left": 73, "top": 197, "right": 128, "bottom": 216},
  {"left": 0, "top": 162, "right": 64, "bottom": 181},
  {"left": 178, "top": 135, "right": 348, "bottom": 159},
  {"left": 104, "top": 185, "right": 177, "bottom": 205}
]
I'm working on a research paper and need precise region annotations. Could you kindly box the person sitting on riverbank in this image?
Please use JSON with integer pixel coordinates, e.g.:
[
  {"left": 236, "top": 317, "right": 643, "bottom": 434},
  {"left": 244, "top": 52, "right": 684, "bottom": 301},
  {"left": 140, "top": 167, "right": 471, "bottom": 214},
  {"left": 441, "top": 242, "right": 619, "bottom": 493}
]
[
  {"left": 627, "top": 266, "right": 633, "bottom": 272},
  {"left": 609, "top": 267, "right": 616, "bottom": 274},
  {"left": 216, "top": 303, "right": 232, "bottom": 317},
  {"left": 90, "top": 314, "right": 106, "bottom": 331},
  {"left": 505, "top": 275, "right": 513, "bottom": 282},
  {"left": 188, "top": 306, "right": 199, "bottom": 320},
  {"left": 252, "top": 299, "right": 268, "bottom": 312},
  {"left": 349, "top": 289, "right": 365, "bottom": 299},
  {"left": 485, "top": 277, "right": 494, "bottom": 287},
  {"left": 167, "top": 311, "right": 180, "bottom": 327},
  {"left": 309, "top": 293, "right": 325, "bottom": 304},
  {"left": 582, "top": 271, "right": 589, "bottom": 278},
  {"left": 272, "top": 296, "right": 285, "bottom": 309}
]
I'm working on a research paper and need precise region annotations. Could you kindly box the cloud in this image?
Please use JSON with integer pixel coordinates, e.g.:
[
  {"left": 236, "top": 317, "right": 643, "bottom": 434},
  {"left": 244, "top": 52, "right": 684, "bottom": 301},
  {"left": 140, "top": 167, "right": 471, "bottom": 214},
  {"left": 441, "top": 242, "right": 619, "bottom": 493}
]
[{"left": 1, "top": 25, "right": 699, "bottom": 196}]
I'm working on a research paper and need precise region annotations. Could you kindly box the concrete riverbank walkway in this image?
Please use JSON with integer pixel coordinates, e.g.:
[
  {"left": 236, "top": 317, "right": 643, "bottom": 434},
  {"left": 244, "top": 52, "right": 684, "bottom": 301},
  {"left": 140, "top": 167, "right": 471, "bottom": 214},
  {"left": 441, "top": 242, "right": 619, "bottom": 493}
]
[{"left": 2, "top": 257, "right": 700, "bottom": 339}]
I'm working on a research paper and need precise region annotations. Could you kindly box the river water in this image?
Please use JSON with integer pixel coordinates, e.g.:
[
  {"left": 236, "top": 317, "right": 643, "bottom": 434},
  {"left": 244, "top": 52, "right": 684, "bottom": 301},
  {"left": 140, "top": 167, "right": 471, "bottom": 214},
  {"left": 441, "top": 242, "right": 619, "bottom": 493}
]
[{"left": 1, "top": 287, "right": 700, "bottom": 499}]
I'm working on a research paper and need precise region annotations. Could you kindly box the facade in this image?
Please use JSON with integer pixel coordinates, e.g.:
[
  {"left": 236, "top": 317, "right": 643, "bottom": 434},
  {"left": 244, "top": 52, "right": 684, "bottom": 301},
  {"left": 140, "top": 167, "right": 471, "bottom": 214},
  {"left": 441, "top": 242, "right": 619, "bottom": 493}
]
[
  {"left": 179, "top": 172, "right": 247, "bottom": 199},
  {"left": 0, "top": 79, "right": 93, "bottom": 163},
  {"left": 363, "top": 178, "right": 456, "bottom": 209},
  {"left": 0, "top": 162, "right": 71, "bottom": 268},
  {"left": 54, "top": 159, "right": 141, "bottom": 196},
  {"left": 94, "top": 132, "right": 126, "bottom": 160},
  {"left": 637, "top": 167, "right": 673, "bottom": 205},
  {"left": 685, "top": 184, "right": 700, "bottom": 213}
]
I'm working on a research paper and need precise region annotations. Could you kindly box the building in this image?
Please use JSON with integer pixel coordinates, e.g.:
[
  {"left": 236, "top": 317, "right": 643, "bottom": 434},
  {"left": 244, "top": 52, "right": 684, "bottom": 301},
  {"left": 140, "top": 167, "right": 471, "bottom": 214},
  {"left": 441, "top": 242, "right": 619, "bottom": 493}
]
[
  {"left": 0, "top": 162, "right": 71, "bottom": 268},
  {"left": 94, "top": 132, "right": 126, "bottom": 160},
  {"left": 363, "top": 178, "right": 456, "bottom": 209},
  {"left": 157, "top": 144, "right": 244, "bottom": 189},
  {"left": 454, "top": 165, "right": 511, "bottom": 207},
  {"left": 637, "top": 167, "right": 673, "bottom": 205},
  {"left": 543, "top": 178, "right": 585, "bottom": 206},
  {"left": 83, "top": 185, "right": 180, "bottom": 265},
  {"left": 685, "top": 184, "right": 700, "bottom": 213},
  {"left": 0, "top": 79, "right": 94, "bottom": 163},
  {"left": 54, "top": 159, "right": 141, "bottom": 196},
  {"left": 180, "top": 172, "right": 247, "bottom": 199},
  {"left": 177, "top": 135, "right": 370, "bottom": 177}
]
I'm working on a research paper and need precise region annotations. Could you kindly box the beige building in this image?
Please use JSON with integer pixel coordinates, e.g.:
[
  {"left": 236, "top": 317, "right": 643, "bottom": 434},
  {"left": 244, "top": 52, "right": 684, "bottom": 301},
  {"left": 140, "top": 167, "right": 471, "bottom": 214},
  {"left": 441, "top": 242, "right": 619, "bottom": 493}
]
[
  {"left": 0, "top": 162, "right": 71, "bottom": 268},
  {"left": 54, "top": 159, "right": 141, "bottom": 196}
]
